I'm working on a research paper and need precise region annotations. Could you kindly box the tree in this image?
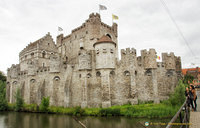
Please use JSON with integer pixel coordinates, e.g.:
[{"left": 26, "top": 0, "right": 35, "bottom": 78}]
[
  {"left": 0, "top": 81, "right": 8, "bottom": 111},
  {"left": 0, "top": 71, "right": 6, "bottom": 82},
  {"left": 15, "top": 88, "right": 24, "bottom": 111},
  {"left": 183, "top": 74, "right": 194, "bottom": 85},
  {"left": 169, "top": 80, "right": 186, "bottom": 106},
  {"left": 39, "top": 97, "right": 50, "bottom": 112}
]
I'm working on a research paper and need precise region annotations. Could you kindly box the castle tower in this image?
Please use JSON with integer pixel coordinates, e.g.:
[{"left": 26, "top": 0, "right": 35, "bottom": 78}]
[
  {"left": 141, "top": 49, "right": 159, "bottom": 103},
  {"left": 162, "top": 52, "right": 176, "bottom": 70},
  {"left": 94, "top": 35, "right": 116, "bottom": 69},
  {"left": 141, "top": 49, "right": 157, "bottom": 69},
  {"left": 93, "top": 35, "right": 116, "bottom": 108}
]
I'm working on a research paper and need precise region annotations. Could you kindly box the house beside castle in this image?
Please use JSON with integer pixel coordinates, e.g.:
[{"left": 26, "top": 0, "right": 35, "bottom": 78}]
[{"left": 6, "top": 13, "right": 182, "bottom": 108}]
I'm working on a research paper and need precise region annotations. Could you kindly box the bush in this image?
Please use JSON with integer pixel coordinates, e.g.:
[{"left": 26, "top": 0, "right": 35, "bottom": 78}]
[
  {"left": 169, "top": 80, "right": 186, "bottom": 106},
  {"left": 0, "top": 80, "right": 8, "bottom": 111},
  {"left": 73, "top": 106, "right": 85, "bottom": 116},
  {"left": 15, "top": 88, "right": 24, "bottom": 111},
  {"left": 0, "top": 71, "right": 6, "bottom": 82},
  {"left": 39, "top": 97, "right": 50, "bottom": 112}
]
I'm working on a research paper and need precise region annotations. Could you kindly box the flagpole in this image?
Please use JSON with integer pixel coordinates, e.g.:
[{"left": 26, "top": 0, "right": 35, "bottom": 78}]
[
  {"left": 112, "top": 15, "right": 113, "bottom": 24},
  {"left": 57, "top": 27, "right": 59, "bottom": 36}
]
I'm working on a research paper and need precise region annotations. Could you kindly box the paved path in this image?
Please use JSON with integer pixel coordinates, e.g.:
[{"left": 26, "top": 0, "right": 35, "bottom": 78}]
[{"left": 189, "top": 89, "right": 200, "bottom": 128}]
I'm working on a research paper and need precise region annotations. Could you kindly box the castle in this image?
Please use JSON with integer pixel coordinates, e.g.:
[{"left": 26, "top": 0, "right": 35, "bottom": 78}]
[{"left": 6, "top": 13, "right": 182, "bottom": 108}]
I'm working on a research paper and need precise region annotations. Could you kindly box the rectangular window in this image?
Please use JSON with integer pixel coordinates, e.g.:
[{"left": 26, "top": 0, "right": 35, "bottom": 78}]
[
  {"left": 110, "top": 49, "right": 114, "bottom": 53},
  {"left": 103, "top": 49, "right": 107, "bottom": 53}
]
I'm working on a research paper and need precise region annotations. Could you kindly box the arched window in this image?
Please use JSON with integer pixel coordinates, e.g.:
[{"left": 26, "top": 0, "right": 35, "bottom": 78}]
[
  {"left": 30, "top": 79, "right": 35, "bottom": 83},
  {"left": 135, "top": 71, "right": 137, "bottom": 75},
  {"left": 66, "top": 56, "right": 68, "bottom": 63},
  {"left": 42, "top": 51, "right": 46, "bottom": 58},
  {"left": 96, "top": 71, "right": 101, "bottom": 77},
  {"left": 110, "top": 71, "right": 115, "bottom": 76},
  {"left": 13, "top": 81, "right": 17, "bottom": 85},
  {"left": 145, "top": 69, "right": 152, "bottom": 76},
  {"left": 106, "top": 34, "right": 112, "bottom": 39},
  {"left": 124, "top": 71, "right": 130, "bottom": 76},
  {"left": 54, "top": 76, "right": 60, "bottom": 81},
  {"left": 31, "top": 52, "right": 34, "bottom": 57},
  {"left": 87, "top": 73, "right": 92, "bottom": 78}
]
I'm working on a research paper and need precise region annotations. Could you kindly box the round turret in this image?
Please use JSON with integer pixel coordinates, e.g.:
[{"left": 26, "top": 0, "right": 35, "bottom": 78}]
[{"left": 94, "top": 35, "right": 116, "bottom": 69}]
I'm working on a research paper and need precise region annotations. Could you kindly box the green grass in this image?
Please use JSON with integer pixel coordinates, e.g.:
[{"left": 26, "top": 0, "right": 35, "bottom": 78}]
[{"left": 7, "top": 102, "right": 180, "bottom": 118}]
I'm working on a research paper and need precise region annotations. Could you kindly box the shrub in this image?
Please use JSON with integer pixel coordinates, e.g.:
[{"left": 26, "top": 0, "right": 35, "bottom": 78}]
[
  {"left": 0, "top": 81, "right": 8, "bottom": 111},
  {"left": 0, "top": 71, "right": 6, "bottom": 82},
  {"left": 39, "top": 97, "right": 50, "bottom": 112},
  {"left": 15, "top": 88, "right": 24, "bottom": 111},
  {"left": 73, "top": 106, "right": 85, "bottom": 116},
  {"left": 169, "top": 80, "right": 186, "bottom": 106}
]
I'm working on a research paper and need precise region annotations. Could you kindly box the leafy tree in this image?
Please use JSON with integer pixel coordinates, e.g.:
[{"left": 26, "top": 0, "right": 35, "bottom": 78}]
[
  {"left": 39, "top": 97, "right": 50, "bottom": 112},
  {"left": 0, "top": 71, "right": 6, "bottom": 82},
  {"left": 169, "top": 80, "right": 186, "bottom": 106},
  {"left": 15, "top": 88, "right": 24, "bottom": 111},
  {"left": 183, "top": 74, "right": 194, "bottom": 85},
  {"left": 0, "top": 81, "right": 8, "bottom": 111}
]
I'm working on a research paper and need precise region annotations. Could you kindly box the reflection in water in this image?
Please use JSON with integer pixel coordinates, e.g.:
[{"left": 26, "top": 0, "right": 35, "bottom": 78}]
[{"left": 0, "top": 112, "right": 171, "bottom": 128}]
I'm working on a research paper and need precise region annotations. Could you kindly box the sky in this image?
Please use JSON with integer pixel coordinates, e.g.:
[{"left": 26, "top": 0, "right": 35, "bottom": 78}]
[{"left": 0, "top": 0, "right": 200, "bottom": 74}]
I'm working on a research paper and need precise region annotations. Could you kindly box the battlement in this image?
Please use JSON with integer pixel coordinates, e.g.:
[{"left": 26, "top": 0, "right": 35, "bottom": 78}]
[
  {"left": 141, "top": 49, "right": 157, "bottom": 69},
  {"left": 162, "top": 52, "right": 175, "bottom": 58},
  {"left": 71, "top": 23, "right": 86, "bottom": 33},
  {"left": 141, "top": 49, "right": 156, "bottom": 56},
  {"left": 89, "top": 13, "right": 100, "bottom": 19},
  {"left": 162, "top": 52, "right": 176, "bottom": 70},
  {"left": 120, "top": 48, "right": 137, "bottom": 66},
  {"left": 101, "top": 22, "right": 112, "bottom": 31},
  {"left": 121, "top": 48, "right": 136, "bottom": 56},
  {"left": 19, "top": 32, "right": 54, "bottom": 56}
]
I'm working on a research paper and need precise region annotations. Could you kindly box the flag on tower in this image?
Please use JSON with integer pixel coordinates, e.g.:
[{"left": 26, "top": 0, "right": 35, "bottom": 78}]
[
  {"left": 157, "top": 55, "right": 160, "bottom": 60},
  {"left": 99, "top": 4, "right": 107, "bottom": 10},
  {"left": 58, "top": 27, "right": 63, "bottom": 31},
  {"left": 112, "top": 14, "right": 119, "bottom": 20}
]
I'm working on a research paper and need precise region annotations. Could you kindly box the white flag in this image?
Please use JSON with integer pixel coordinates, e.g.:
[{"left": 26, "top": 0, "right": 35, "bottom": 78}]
[
  {"left": 58, "top": 27, "right": 63, "bottom": 31},
  {"left": 99, "top": 4, "right": 107, "bottom": 10}
]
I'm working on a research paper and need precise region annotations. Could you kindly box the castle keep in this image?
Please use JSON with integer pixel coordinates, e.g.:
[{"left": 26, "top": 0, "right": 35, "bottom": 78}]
[{"left": 6, "top": 13, "right": 182, "bottom": 108}]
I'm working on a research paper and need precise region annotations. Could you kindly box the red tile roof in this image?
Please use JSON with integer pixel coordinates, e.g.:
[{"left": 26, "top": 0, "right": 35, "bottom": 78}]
[
  {"left": 182, "top": 67, "right": 200, "bottom": 75},
  {"left": 93, "top": 35, "right": 116, "bottom": 47}
]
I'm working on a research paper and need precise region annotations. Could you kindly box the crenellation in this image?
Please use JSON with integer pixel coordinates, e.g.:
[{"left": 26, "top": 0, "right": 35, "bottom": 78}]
[
  {"left": 7, "top": 13, "right": 182, "bottom": 108},
  {"left": 162, "top": 52, "right": 176, "bottom": 70},
  {"left": 141, "top": 49, "right": 157, "bottom": 69}
]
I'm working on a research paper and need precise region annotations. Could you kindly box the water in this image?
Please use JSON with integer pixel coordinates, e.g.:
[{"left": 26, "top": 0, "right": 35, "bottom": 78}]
[{"left": 0, "top": 111, "right": 171, "bottom": 128}]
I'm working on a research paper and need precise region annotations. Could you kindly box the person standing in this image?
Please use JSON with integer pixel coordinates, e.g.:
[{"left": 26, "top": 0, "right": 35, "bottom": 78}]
[
  {"left": 189, "top": 85, "right": 194, "bottom": 111},
  {"left": 191, "top": 85, "right": 197, "bottom": 111},
  {"left": 185, "top": 87, "right": 190, "bottom": 107}
]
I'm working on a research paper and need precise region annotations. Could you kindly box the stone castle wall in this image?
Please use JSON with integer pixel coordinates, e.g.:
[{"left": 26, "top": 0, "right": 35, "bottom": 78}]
[{"left": 6, "top": 13, "right": 182, "bottom": 108}]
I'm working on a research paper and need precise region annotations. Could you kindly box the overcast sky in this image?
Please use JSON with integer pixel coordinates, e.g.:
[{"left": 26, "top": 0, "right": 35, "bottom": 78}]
[{"left": 0, "top": 0, "right": 199, "bottom": 74}]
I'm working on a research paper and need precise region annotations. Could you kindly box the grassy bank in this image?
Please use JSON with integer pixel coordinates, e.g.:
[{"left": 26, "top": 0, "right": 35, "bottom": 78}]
[{"left": 7, "top": 102, "right": 180, "bottom": 118}]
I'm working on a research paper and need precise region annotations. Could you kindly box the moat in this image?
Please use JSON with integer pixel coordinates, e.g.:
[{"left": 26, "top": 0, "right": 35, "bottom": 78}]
[{"left": 0, "top": 111, "right": 171, "bottom": 128}]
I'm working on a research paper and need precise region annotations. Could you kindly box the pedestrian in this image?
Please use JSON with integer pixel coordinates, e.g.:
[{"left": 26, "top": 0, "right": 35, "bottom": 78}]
[
  {"left": 189, "top": 85, "right": 194, "bottom": 111},
  {"left": 191, "top": 85, "right": 197, "bottom": 111},
  {"left": 185, "top": 87, "right": 190, "bottom": 107}
]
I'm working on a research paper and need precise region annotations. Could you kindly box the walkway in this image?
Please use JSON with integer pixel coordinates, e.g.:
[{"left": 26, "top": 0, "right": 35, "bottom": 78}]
[{"left": 189, "top": 89, "right": 200, "bottom": 128}]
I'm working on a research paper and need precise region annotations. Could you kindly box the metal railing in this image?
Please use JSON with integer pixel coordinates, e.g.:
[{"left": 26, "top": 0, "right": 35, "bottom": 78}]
[{"left": 166, "top": 97, "right": 190, "bottom": 128}]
